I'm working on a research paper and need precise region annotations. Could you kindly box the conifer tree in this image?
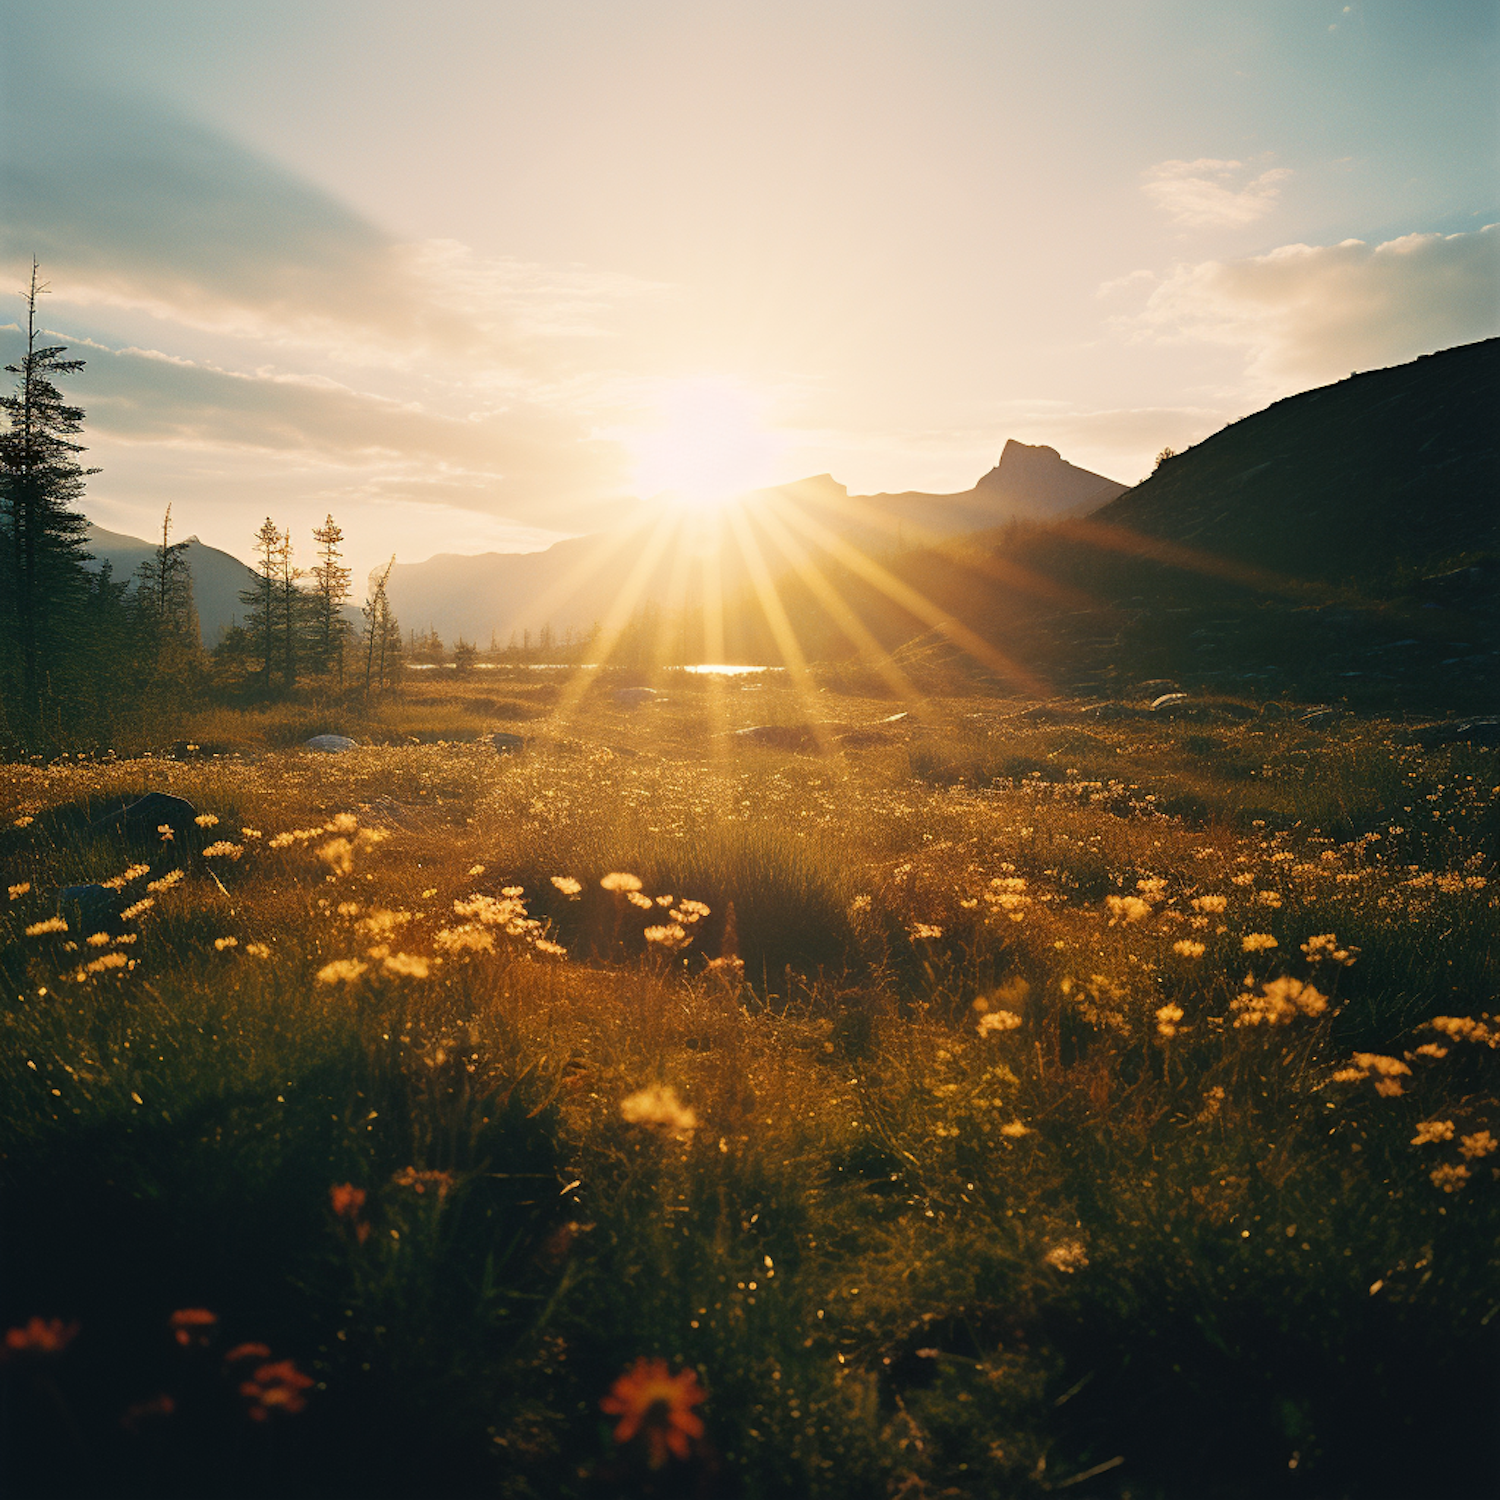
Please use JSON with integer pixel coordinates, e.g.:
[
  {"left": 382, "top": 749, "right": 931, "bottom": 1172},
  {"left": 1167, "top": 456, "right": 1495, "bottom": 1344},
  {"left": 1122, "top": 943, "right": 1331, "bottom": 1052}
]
[
  {"left": 362, "top": 556, "right": 399, "bottom": 693},
  {"left": 310, "top": 513, "right": 352, "bottom": 682},
  {"left": 240, "top": 518, "right": 282, "bottom": 691},
  {"left": 275, "top": 524, "right": 304, "bottom": 689},
  {"left": 0, "top": 262, "right": 98, "bottom": 716},
  {"left": 133, "top": 504, "right": 197, "bottom": 649}
]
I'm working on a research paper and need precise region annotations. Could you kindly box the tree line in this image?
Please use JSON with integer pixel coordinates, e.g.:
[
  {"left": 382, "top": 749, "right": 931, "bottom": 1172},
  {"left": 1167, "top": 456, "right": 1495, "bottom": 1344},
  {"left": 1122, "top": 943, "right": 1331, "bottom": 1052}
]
[{"left": 0, "top": 265, "right": 406, "bottom": 752}]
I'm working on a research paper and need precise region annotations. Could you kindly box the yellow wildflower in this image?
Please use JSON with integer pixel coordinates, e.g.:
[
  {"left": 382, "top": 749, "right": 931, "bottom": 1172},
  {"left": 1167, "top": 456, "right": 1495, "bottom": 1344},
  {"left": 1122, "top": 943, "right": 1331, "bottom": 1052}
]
[
  {"left": 1172, "top": 940, "right": 1206, "bottom": 958},
  {"left": 620, "top": 1084, "right": 698, "bottom": 1140},
  {"left": 550, "top": 876, "right": 583, "bottom": 896},
  {"left": 1241, "top": 933, "right": 1278, "bottom": 953},
  {"left": 1429, "top": 1163, "right": 1470, "bottom": 1193},
  {"left": 1410, "top": 1120, "right": 1455, "bottom": 1145},
  {"left": 1458, "top": 1130, "right": 1497, "bottom": 1161},
  {"left": 601, "top": 872, "right": 643, "bottom": 893},
  {"left": 315, "top": 958, "right": 368, "bottom": 985}
]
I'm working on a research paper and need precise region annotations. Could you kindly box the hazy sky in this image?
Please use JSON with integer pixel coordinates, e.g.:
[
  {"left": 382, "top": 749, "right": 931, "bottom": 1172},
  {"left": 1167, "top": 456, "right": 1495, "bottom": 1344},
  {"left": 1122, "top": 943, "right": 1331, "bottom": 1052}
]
[{"left": 3, "top": 0, "right": 1497, "bottom": 580}]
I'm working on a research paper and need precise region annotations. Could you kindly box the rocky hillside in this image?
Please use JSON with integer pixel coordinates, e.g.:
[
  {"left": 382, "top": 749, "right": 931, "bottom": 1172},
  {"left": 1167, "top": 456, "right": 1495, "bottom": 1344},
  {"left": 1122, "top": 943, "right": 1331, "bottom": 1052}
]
[{"left": 1092, "top": 337, "right": 1499, "bottom": 584}]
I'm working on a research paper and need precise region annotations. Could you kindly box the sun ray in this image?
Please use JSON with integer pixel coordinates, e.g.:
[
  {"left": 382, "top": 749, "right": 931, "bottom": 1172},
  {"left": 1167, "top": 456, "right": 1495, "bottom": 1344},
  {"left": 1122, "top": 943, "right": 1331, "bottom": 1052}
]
[
  {"left": 768, "top": 497, "right": 1052, "bottom": 696},
  {"left": 552, "top": 508, "right": 687, "bottom": 727},
  {"left": 752, "top": 496, "right": 926, "bottom": 709},
  {"left": 724, "top": 505, "right": 839, "bottom": 756}
]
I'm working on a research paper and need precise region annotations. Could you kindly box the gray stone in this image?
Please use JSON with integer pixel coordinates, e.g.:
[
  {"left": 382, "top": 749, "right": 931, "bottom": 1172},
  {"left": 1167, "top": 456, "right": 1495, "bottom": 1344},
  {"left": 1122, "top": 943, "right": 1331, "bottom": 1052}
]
[
  {"left": 1150, "top": 693, "right": 1191, "bottom": 711},
  {"left": 303, "top": 735, "right": 360, "bottom": 753},
  {"left": 1410, "top": 717, "right": 1500, "bottom": 749},
  {"left": 734, "top": 724, "right": 821, "bottom": 752},
  {"left": 90, "top": 791, "right": 198, "bottom": 840},
  {"left": 58, "top": 883, "right": 124, "bottom": 938},
  {"left": 491, "top": 732, "right": 526, "bottom": 754}
]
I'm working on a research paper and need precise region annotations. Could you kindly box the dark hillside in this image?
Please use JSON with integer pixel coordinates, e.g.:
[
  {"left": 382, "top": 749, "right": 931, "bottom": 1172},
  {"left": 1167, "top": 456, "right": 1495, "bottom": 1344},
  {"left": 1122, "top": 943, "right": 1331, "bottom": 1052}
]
[
  {"left": 1094, "top": 338, "right": 1500, "bottom": 585},
  {"left": 766, "top": 342, "right": 1500, "bottom": 713}
]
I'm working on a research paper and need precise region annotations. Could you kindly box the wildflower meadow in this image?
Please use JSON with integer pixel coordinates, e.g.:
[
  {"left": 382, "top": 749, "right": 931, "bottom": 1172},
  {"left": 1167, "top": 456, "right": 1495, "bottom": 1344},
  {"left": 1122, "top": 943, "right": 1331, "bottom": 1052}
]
[{"left": 1, "top": 670, "right": 1495, "bottom": 1498}]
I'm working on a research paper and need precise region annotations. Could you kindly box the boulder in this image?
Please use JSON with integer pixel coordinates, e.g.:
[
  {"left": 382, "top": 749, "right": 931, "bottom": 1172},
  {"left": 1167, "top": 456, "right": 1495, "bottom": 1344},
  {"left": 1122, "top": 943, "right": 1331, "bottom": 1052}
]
[
  {"left": 612, "top": 687, "right": 660, "bottom": 707},
  {"left": 58, "top": 883, "right": 124, "bottom": 938},
  {"left": 491, "top": 732, "right": 526, "bottom": 755},
  {"left": 734, "top": 724, "right": 821, "bottom": 752},
  {"left": 1410, "top": 717, "right": 1500, "bottom": 749},
  {"left": 304, "top": 735, "right": 360, "bottom": 753},
  {"left": 89, "top": 791, "right": 198, "bottom": 841}
]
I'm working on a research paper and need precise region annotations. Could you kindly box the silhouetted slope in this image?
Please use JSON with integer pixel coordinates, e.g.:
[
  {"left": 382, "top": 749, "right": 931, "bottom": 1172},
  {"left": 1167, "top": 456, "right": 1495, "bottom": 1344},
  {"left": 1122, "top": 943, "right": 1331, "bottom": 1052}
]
[{"left": 1093, "top": 338, "right": 1500, "bottom": 583}]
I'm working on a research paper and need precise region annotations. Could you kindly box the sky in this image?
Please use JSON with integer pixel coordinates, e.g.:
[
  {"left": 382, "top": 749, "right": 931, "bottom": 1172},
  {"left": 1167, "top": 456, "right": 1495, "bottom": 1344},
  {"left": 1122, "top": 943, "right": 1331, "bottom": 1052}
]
[{"left": 2, "top": 0, "right": 1497, "bottom": 583}]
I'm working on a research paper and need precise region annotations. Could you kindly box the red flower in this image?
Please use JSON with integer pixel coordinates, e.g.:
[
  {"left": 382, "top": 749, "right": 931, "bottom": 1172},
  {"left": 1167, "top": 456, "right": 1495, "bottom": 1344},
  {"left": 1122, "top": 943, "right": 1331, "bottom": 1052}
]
[
  {"left": 168, "top": 1308, "right": 217, "bottom": 1348},
  {"left": 3, "top": 1316, "right": 79, "bottom": 1358},
  {"left": 329, "top": 1182, "right": 371, "bottom": 1243},
  {"left": 239, "top": 1358, "right": 315, "bottom": 1421},
  {"left": 600, "top": 1358, "right": 707, "bottom": 1467}
]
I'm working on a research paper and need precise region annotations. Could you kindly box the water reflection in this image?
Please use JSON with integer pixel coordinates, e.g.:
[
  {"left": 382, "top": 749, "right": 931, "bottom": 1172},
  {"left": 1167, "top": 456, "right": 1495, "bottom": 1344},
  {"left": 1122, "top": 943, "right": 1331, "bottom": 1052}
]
[{"left": 405, "top": 662, "right": 782, "bottom": 675}]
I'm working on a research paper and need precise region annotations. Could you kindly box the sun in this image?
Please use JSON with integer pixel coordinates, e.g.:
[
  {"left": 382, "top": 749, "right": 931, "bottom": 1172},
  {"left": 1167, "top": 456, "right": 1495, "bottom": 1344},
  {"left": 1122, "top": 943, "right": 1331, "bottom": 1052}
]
[{"left": 625, "top": 378, "right": 785, "bottom": 511}]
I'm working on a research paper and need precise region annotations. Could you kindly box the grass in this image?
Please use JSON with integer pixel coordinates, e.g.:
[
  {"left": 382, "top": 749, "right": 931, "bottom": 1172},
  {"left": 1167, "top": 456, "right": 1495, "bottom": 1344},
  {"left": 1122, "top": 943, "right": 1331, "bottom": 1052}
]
[{"left": 1, "top": 674, "right": 1496, "bottom": 1498}]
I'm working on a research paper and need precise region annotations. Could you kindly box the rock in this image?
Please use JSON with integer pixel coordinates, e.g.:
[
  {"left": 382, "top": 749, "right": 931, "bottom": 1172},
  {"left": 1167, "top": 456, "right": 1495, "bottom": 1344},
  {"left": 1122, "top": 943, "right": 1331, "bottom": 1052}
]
[
  {"left": 491, "top": 732, "right": 525, "bottom": 755},
  {"left": 612, "top": 687, "right": 660, "bottom": 707},
  {"left": 734, "top": 724, "right": 821, "bottom": 752},
  {"left": 303, "top": 735, "right": 360, "bottom": 753},
  {"left": 90, "top": 791, "right": 198, "bottom": 840},
  {"left": 57, "top": 883, "right": 124, "bottom": 938},
  {"left": 1410, "top": 717, "right": 1500, "bottom": 749},
  {"left": 1150, "top": 693, "right": 1191, "bottom": 711}
]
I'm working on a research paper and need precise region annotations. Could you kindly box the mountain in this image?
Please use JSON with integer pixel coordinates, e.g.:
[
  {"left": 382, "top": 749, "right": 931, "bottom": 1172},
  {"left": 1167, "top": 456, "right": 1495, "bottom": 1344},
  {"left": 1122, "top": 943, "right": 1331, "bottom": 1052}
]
[
  {"left": 853, "top": 440, "right": 1125, "bottom": 546},
  {"left": 386, "top": 442, "right": 1126, "bottom": 646},
  {"left": 1087, "top": 337, "right": 1499, "bottom": 583},
  {"left": 795, "top": 339, "right": 1500, "bottom": 712},
  {"left": 82, "top": 526, "right": 361, "bottom": 646}
]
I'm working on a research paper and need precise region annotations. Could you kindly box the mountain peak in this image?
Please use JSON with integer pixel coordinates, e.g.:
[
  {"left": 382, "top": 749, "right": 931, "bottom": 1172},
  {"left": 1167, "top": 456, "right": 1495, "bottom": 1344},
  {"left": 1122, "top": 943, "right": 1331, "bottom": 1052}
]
[{"left": 975, "top": 441, "right": 1126, "bottom": 516}]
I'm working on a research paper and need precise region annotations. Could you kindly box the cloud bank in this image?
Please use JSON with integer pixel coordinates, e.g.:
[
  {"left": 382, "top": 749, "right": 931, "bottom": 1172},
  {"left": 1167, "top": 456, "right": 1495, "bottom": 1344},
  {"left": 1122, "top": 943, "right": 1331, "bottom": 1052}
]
[
  {"left": 1142, "top": 158, "right": 1293, "bottom": 229},
  {"left": 1127, "top": 225, "right": 1500, "bottom": 386}
]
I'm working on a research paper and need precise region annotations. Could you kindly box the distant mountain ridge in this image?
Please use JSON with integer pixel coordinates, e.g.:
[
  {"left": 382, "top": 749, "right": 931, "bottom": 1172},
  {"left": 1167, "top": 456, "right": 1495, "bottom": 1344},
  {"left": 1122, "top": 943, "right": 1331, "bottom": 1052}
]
[{"left": 385, "top": 440, "right": 1125, "bottom": 644}]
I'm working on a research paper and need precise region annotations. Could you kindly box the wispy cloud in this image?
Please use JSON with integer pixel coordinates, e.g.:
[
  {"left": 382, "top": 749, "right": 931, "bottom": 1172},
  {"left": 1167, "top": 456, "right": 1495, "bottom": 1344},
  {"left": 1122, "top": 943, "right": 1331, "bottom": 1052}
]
[
  {"left": 1142, "top": 158, "right": 1293, "bottom": 229},
  {"left": 1123, "top": 225, "right": 1500, "bottom": 387}
]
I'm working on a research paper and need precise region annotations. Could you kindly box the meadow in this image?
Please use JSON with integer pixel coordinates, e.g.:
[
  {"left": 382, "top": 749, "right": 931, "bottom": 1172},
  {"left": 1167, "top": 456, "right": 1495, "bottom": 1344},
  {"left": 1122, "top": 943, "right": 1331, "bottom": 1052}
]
[{"left": 1, "top": 669, "right": 1496, "bottom": 1499}]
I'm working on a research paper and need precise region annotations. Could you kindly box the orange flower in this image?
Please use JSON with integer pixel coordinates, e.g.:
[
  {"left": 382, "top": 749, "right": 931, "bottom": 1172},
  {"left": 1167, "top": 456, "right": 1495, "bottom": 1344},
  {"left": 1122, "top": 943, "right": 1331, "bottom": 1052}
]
[
  {"left": 329, "top": 1183, "right": 366, "bottom": 1218},
  {"left": 600, "top": 1358, "right": 707, "bottom": 1468},
  {"left": 3, "top": 1316, "right": 79, "bottom": 1358},
  {"left": 224, "top": 1342, "right": 273, "bottom": 1365},
  {"left": 168, "top": 1308, "right": 218, "bottom": 1348},
  {"left": 329, "top": 1182, "right": 371, "bottom": 1242},
  {"left": 239, "top": 1358, "right": 315, "bottom": 1421}
]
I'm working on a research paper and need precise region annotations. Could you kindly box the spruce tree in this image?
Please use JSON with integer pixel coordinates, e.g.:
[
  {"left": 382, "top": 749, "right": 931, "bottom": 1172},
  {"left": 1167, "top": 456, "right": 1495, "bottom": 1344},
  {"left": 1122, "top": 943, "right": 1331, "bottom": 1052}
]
[
  {"left": 240, "top": 518, "right": 281, "bottom": 691},
  {"left": 310, "top": 513, "right": 352, "bottom": 683},
  {"left": 0, "top": 262, "right": 99, "bottom": 718},
  {"left": 133, "top": 504, "right": 196, "bottom": 649}
]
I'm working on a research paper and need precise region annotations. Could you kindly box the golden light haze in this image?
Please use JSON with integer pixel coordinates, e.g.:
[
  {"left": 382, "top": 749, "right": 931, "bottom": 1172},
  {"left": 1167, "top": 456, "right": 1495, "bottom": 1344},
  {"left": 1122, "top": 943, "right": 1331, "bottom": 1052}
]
[{"left": 1, "top": 1, "right": 1496, "bottom": 581}]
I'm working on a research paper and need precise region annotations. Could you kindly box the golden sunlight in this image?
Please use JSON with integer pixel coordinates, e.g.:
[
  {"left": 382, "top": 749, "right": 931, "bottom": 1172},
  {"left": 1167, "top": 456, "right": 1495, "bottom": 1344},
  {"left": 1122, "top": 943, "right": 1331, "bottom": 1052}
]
[{"left": 625, "top": 378, "right": 785, "bottom": 510}]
